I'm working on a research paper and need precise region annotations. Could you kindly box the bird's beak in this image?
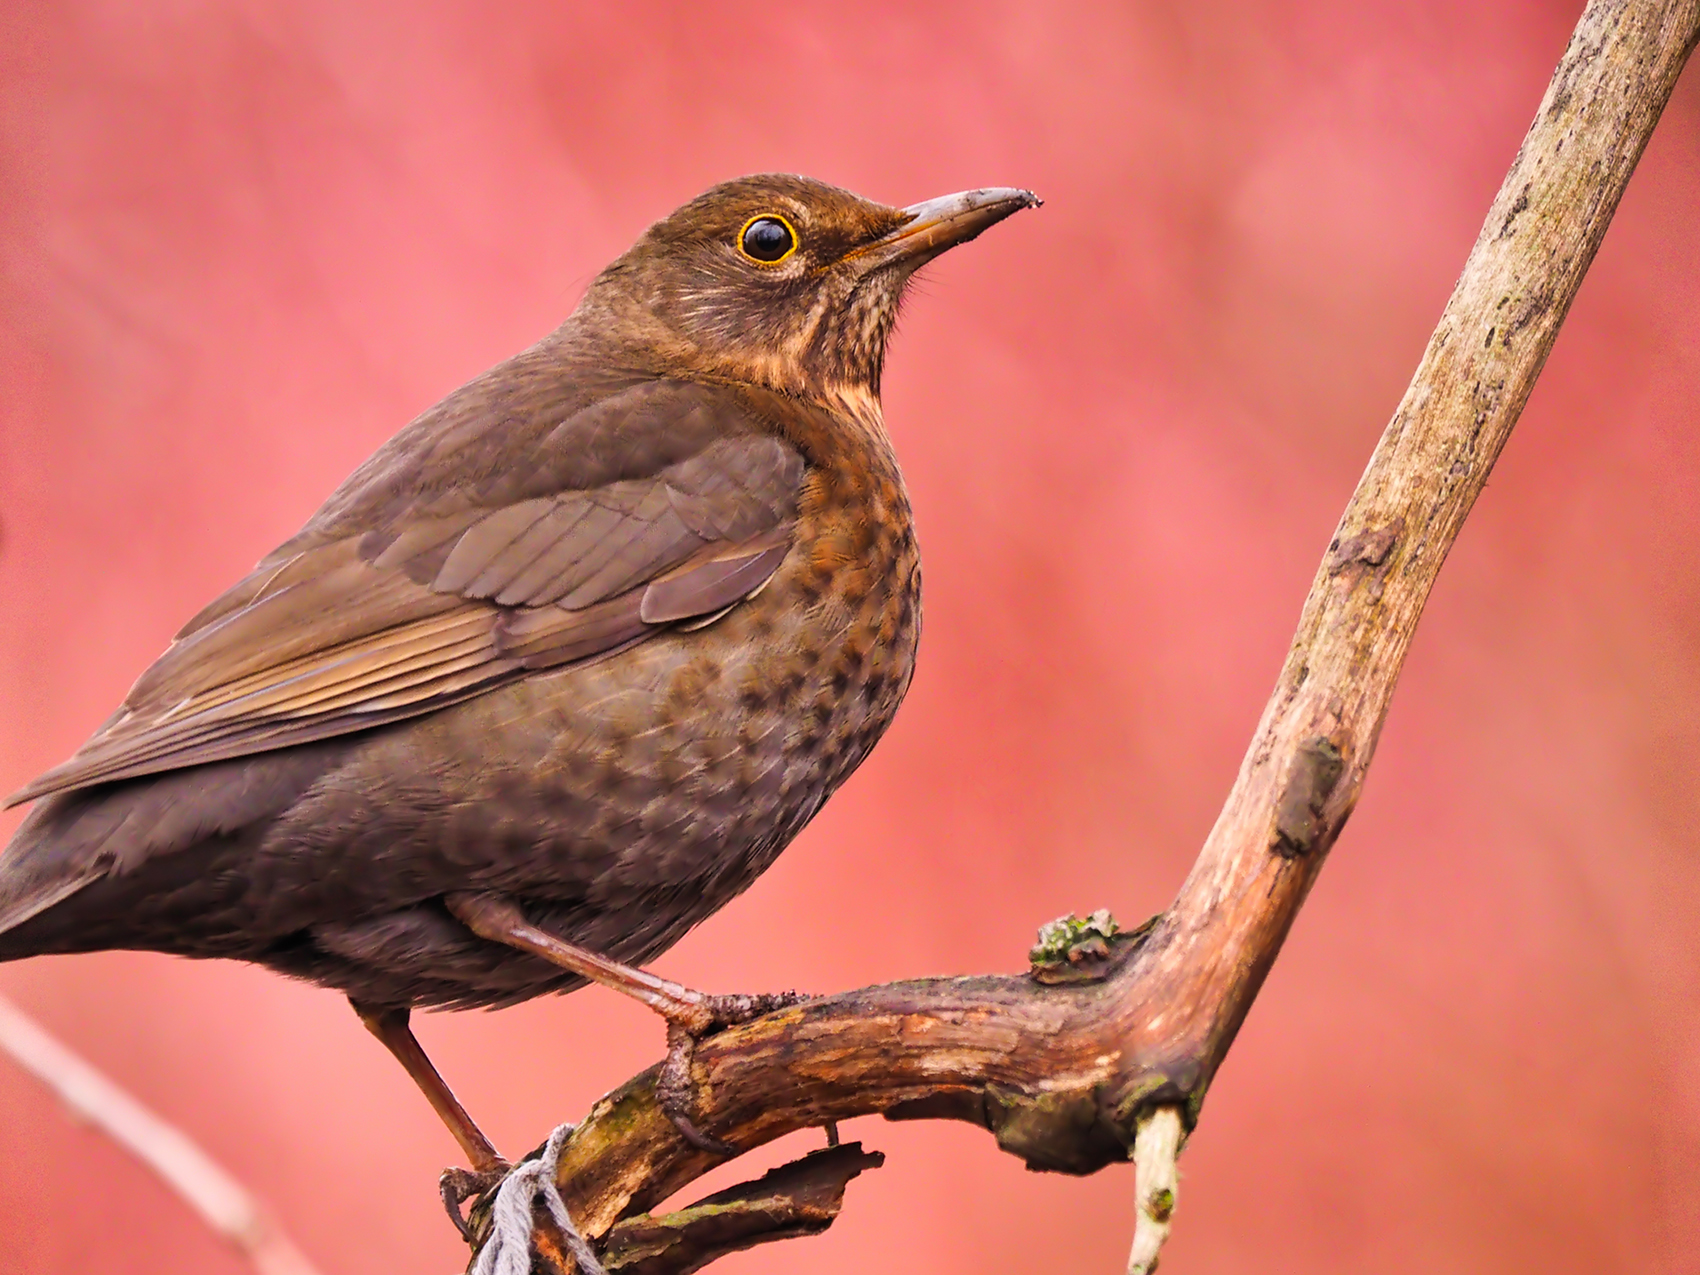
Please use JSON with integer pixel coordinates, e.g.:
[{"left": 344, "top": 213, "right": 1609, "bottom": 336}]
[{"left": 852, "top": 187, "right": 1041, "bottom": 270}]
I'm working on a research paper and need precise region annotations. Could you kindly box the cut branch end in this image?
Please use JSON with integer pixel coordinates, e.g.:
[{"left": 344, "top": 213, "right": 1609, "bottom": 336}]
[{"left": 1127, "top": 1106, "right": 1184, "bottom": 1275}]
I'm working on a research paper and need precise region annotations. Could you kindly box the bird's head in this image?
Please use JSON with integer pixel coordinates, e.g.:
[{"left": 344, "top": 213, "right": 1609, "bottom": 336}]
[{"left": 579, "top": 174, "right": 1038, "bottom": 400}]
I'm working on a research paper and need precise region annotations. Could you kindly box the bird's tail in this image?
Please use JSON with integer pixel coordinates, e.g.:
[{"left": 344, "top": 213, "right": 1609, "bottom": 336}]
[
  {"left": 0, "top": 793, "right": 114, "bottom": 956},
  {"left": 0, "top": 743, "right": 346, "bottom": 960}
]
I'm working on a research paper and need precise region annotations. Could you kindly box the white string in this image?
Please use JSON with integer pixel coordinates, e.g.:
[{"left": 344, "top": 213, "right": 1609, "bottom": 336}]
[{"left": 471, "top": 1123, "right": 605, "bottom": 1275}]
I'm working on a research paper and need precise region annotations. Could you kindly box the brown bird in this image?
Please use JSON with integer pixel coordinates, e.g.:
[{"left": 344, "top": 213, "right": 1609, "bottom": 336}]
[{"left": 0, "top": 174, "right": 1035, "bottom": 1210}]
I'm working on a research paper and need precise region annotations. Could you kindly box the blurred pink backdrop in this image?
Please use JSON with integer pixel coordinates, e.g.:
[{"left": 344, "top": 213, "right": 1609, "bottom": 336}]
[{"left": 2, "top": 2, "right": 1698, "bottom": 1272}]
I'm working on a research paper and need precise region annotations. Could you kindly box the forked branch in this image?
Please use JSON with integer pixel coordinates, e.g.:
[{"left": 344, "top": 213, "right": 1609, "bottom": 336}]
[{"left": 462, "top": 1, "right": 1700, "bottom": 1268}]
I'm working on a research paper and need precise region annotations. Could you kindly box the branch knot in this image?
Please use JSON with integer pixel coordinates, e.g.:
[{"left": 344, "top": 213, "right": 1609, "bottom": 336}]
[
  {"left": 1271, "top": 736, "right": 1346, "bottom": 859},
  {"left": 1028, "top": 909, "right": 1158, "bottom": 984}
]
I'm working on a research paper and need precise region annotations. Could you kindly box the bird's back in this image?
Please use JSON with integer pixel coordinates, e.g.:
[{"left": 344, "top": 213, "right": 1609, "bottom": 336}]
[{"left": 0, "top": 355, "right": 921, "bottom": 1011}]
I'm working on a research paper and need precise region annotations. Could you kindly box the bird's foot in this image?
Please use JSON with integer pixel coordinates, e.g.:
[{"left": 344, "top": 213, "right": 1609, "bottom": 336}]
[
  {"left": 440, "top": 1162, "right": 511, "bottom": 1242},
  {"left": 451, "top": 1123, "right": 607, "bottom": 1275},
  {"left": 448, "top": 894, "right": 809, "bottom": 1035},
  {"left": 444, "top": 894, "right": 812, "bottom": 1155},
  {"left": 654, "top": 990, "right": 809, "bottom": 1155},
  {"left": 661, "top": 987, "right": 809, "bottom": 1036}
]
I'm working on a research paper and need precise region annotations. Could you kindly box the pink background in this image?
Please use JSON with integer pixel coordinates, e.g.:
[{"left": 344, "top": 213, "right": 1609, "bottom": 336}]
[{"left": 3, "top": 2, "right": 1698, "bottom": 1272}]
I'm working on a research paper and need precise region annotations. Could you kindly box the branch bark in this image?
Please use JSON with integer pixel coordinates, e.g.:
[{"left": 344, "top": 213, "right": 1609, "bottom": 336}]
[
  {"left": 598, "top": 1142, "right": 882, "bottom": 1273},
  {"left": 465, "top": 0, "right": 1700, "bottom": 1266}
]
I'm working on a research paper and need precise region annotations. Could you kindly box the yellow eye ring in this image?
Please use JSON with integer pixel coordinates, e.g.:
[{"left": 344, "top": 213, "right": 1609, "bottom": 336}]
[{"left": 737, "top": 214, "right": 799, "bottom": 265}]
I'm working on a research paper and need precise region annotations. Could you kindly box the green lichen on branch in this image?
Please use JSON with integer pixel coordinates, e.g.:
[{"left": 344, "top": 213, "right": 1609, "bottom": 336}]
[
  {"left": 1028, "top": 909, "right": 1159, "bottom": 984},
  {"left": 1147, "top": 1187, "right": 1175, "bottom": 1223},
  {"left": 1031, "top": 908, "right": 1120, "bottom": 963}
]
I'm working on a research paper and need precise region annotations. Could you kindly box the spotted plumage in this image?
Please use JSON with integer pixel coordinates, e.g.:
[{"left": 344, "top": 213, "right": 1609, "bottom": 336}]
[{"left": 0, "top": 174, "right": 1035, "bottom": 1156}]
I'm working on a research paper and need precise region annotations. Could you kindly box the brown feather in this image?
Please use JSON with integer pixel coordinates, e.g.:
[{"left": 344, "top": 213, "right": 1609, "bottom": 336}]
[
  {"left": 0, "top": 172, "right": 1034, "bottom": 1027},
  {"left": 4, "top": 378, "right": 806, "bottom": 807}
]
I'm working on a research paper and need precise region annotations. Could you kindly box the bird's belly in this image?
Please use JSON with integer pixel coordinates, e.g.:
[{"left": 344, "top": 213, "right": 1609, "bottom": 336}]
[{"left": 250, "top": 526, "right": 920, "bottom": 990}]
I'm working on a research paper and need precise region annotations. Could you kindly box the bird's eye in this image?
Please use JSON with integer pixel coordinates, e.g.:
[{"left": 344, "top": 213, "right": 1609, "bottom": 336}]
[{"left": 738, "top": 215, "right": 798, "bottom": 264}]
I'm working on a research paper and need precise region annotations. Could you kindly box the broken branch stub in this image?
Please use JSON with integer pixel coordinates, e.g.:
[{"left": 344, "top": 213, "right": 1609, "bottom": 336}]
[
  {"left": 600, "top": 1143, "right": 883, "bottom": 1274},
  {"left": 464, "top": 1, "right": 1700, "bottom": 1269}
]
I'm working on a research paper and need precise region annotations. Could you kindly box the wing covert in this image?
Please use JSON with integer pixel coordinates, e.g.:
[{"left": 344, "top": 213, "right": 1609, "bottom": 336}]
[{"left": 6, "top": 376, "right": 806, "bottom": 807}]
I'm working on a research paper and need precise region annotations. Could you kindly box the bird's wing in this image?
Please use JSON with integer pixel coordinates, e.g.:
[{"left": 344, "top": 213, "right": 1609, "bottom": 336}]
[{"left": 6, "top": 376, "right": 805, "bottom": 806}]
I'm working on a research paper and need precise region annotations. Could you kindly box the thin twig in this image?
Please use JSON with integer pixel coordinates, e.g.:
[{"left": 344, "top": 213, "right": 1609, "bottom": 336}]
[
  {"left": 0, "top": 994, "right": 324, "bottom": 1275},
  {"left": 1126, "top": 1107, "right": 1183, "bottom": 1274}
]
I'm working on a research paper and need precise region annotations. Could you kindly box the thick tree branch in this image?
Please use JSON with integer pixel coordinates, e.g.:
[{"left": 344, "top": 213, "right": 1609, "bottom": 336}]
[{"left": 464, "top": 0, "right": 1700, "bottom": 1267}]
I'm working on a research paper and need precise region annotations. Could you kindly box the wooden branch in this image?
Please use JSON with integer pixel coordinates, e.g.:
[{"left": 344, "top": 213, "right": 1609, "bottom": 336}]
[
  {"left": 1126, "top": 1107, "right": 1183, "bottom": 1275},
  {"left": 464, "top": 0, "right": 1700, "bottom": 1267},
  {"left": 598, "top": 1142, "right": 882, "bottom": 1273}
]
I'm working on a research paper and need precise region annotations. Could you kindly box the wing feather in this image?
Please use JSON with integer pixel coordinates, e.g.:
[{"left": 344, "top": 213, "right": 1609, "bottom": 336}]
[
  {"left": 490, "top": 503, "right": 597, "bottom": 605},
  {"left": 5, "top": 376, "right": 808, "bottom": 808},
  {"left": 435, "top": 499, "right": 558, "bottom": 595}
]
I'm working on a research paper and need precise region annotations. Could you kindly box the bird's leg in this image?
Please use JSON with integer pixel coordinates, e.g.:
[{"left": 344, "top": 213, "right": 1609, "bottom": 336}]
[
  {"left": 444, "top": 891, "right": 804, "bottom": 1155},
  {"left": 351, "top": 999, "right": 510, "bottom": 1236}
]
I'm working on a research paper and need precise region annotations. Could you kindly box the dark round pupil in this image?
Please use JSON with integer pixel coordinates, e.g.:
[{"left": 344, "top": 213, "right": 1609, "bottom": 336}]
[{"left": 742, "top": 218, "right": 794, "bottom": 262}]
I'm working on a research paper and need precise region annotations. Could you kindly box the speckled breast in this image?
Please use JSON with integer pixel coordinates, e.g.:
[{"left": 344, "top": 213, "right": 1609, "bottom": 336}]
[
  {"left": 247, "top": 396, "right": 921, "bottom": 1008},
  {"left": 450, "top": 398, "right": 919, "bottom": 971}
]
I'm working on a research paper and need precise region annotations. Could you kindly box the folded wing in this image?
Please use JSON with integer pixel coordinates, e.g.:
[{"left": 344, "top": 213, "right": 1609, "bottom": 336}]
[{"left": 6, "top": 378, "right": 804, "bottom": 806}]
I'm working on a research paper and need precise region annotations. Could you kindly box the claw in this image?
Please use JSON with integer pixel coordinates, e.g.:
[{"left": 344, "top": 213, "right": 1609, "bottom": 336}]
[
  {"left": 441, "top": 1163, "right": 508, "bottom": 1241},
  {"left": 656, "top": 1023, "right": 738, "bottom": 1156},
  {"left": 688, "top": 989, "right": 809, "bottom": 1026},
  {"left": 652, "top": 993, "right": 808, "bottom": 1155}
]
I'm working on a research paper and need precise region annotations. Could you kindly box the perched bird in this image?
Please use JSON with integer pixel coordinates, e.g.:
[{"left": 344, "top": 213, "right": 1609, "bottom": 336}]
[{"left": 0, "top": 175, "right": 1036, "bottom": 1207}]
